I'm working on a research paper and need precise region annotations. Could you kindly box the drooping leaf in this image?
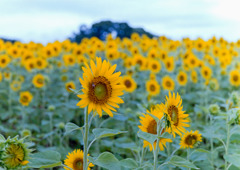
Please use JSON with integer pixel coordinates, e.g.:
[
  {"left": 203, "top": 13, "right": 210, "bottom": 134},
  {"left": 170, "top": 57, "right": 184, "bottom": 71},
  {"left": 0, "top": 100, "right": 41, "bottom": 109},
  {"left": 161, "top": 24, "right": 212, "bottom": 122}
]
[
  {"left": 92, "top": 128, "right": 127, "bottom": 139},
  {"left": 137, "top": 130, "right": 157, "bottom": 145},
  {"left": 28, "top": 151, "right": 62, "bottom": 168},
  {"left": 169, "top": 155, "right": 199, "bottom": 169}
]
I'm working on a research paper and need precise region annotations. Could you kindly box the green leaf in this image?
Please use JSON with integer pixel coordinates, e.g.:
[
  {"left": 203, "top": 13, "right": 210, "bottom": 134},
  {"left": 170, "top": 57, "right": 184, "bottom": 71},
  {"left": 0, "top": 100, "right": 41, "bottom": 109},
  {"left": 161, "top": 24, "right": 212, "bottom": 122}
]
[
  {"left": 91, "top": 152, "right": 120, "bottom": 170},
  {"left": 92, "top": 128, "right": 127, "bottom": 139},
  {"left": 169, "top": 156, "right": 199, "bottom": 169},
  {"left": 224, "top": 154, "right": 240, "bottom": 167},
  {"left": 0, "top": 134, "right": 5, "bottom": 142},
  {"left": 120, "top": 158, "right": 138, "bottom": 168},
  {"left": 190, "top": 149, "right": 209, "bottom": 162},
  {"left": 28, "top": 151, "right": 62, "bottom": 168},
  {"left": 65, "top": 122, "right": 82, "bottom": 135},
  {"left": 137, "top": 130, "right": 157, "bottom": 145}
]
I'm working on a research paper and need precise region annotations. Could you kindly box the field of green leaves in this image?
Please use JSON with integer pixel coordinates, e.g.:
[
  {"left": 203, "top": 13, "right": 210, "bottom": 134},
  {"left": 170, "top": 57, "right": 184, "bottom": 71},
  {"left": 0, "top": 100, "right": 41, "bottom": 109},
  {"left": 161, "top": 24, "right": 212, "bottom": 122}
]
[{"left": 1, "top": 34, "right": 240, "bottom": 170}]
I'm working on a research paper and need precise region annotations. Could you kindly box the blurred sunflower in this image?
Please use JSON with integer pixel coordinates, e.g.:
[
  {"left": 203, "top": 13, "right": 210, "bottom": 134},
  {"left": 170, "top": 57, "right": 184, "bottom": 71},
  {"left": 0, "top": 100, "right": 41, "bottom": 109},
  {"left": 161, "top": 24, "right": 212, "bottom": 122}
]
[
  {"left": 164, "top": 92, "right": 190, "bottom": 137},
  {"left": 64, "top": 149, "right": 94, "bottom": 170},
  {"left": 148, "top": 60, "right": 161, "bottom": 73},
  {"left": 138, "top": 104, "right": 172, "bottom": 151},
  {"left": 77, "top": 57, "right": 124, "bottom": 117},
  {"left": 146, "top": 79, "right": 160, "bottom": 96},
  {"left": 65, "top": 81, "right": 76, "bottom": 93},
  {"left": 162, "top": 76, "right": 175, "bottom": 91},
  {"left": 164, "top": 57, "right": 175, "bottom": 72},
  {"left": 10, "top": 80, "right": 21, "bottom": 92},
  {"left": 0, "top": 54, "right": 11, "bottom": 68},
  {"left": 19, "top": 91, "right": 33, "bottom": 106},
  {"left": 201, "top": 66, "right": 212, "bottom": 80},
  {"left": 191, "top": 70, "right": 198, "bottom": 83},
  {"left": 32, "top": 74, "right": 45, "bottom": 88},
  {"left": 180, "top": 130, "right": 202, "bottom": 149},
  {"left": 122, "top": 75, "right": 137, "bottom": 93},
  {"left": 229, "top": 70, "right": 240, "bottom": 86},
  {"left": 177, "top": 71, "right": 188, "bottom": 86}
]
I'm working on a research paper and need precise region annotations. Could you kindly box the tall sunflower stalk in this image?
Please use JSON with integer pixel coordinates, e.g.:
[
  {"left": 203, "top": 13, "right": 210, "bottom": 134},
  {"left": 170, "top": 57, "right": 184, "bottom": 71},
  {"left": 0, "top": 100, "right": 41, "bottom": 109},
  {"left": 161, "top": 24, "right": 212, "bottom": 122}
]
[{"left": 76, "top": 57, "right": 124, "bottom": 170}]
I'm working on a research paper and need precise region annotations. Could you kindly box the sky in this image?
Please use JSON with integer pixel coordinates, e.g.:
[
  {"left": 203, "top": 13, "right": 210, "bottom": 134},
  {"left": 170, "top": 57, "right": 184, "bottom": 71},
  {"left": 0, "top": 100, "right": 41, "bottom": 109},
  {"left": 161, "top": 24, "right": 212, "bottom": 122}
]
[{"left": 0, "top": 0, "right": 240, "bottom": 44}]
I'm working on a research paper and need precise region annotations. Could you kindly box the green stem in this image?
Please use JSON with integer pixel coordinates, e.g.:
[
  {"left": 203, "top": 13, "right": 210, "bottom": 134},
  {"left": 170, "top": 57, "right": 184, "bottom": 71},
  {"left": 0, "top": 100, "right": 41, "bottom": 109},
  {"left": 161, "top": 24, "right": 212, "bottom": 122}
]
[
  {"left": 83, "top": 107, "right": 89, "bottom": 170},
  {"left": 187, "top": 148, "right": 190, "bottom": 170},
  {"left": 140, "top": 147, "right": 145, "bottom": 167},
  {"left": 225, "top": 115, "right": 230, "bottom": 170},
  {"left": 210, "top": 114, "right": 214, "bottom": 167},
  {"left": 153, "top": 125, "right": 163, "bottom": 170}
]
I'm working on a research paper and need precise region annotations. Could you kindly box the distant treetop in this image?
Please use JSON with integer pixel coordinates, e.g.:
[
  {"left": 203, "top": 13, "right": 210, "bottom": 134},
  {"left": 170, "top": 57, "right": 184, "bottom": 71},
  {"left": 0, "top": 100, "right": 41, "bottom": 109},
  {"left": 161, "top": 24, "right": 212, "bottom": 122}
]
[{"left": 70, "top": 20, "right": 157, "bottom": 43}]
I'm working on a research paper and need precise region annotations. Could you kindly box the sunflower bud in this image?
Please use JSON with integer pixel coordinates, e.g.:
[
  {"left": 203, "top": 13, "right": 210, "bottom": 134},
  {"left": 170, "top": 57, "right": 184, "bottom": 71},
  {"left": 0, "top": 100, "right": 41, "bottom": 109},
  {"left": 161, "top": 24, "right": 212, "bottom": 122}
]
[{"left": 209, "top": 104, "right": 220, "bottom": 116}]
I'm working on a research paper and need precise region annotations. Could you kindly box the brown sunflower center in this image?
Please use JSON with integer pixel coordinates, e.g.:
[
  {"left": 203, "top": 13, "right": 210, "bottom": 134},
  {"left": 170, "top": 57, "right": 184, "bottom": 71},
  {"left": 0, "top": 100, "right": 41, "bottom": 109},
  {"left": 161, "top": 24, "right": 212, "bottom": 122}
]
[
  {"left": 233, "top": 75, "right": 239, "bottom": 82},
  {"left": 137, "top": 59, "right": 142, "bottom": 66},
  {"left": 73, "top": 158, "right": 83, "bottom": 170},
  {"left": 88, "top": 76, "right": 112, "bottom": 104},
  {"left": 166, "top": 80, "right": 171, "bottom": 87},
  {"left": 168, "top": 105, "right": 179, "bottom": 125},
  {"left": 179, "top": 75, "right": 184, "bottom": 81},
  {"left": 1, "top": 59, "right": 6, "bottom": 63},
  {"left": 204, "top": 70, "right": 208, "bottom": 76},
  {"left": 147, "top": 119, "right": 165, "bottom": 135},
  {"left": 37, "top": 61, "right": 42, "bottom": 66},
  {"left": 37, "top": 78, "right": 43, "bottom": 84},
  {"left": 185, "top": 135, "right": 197, "bottom": 145},
  {"left": 124, "top": 79, "right": 132, "bottom": 88},
  {"left": 152, "top": 64, "right": 157, "bottom": 70},
  {"left": 21, "top": 96, "right": 29, "bottom": 103},
  {"left": 150, "top": 84, "right": 156, "bottom": 91},
  {"left": 147, "top": 120, "right": 158, "bottom": 134}
]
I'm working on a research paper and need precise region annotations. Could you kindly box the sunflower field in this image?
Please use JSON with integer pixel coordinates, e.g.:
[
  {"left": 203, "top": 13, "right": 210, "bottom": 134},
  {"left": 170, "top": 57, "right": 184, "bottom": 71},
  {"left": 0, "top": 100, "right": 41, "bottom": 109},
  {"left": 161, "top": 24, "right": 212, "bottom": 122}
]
[{"left": 0, "top": 34, "right": 240, "bottom": 170}]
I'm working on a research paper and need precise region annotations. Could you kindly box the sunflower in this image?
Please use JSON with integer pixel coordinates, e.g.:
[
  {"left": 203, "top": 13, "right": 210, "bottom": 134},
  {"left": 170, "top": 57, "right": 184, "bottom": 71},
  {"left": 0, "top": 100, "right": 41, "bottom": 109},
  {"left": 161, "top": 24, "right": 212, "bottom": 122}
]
[
  {"left": 164, "top": 57, "right": 175, "bottom": 72},
  {"left": 63, "top": 54, "right": 76, "bottom": 66},
  {"left": 146, "top": 79, "right": 160, "bottom": 96},
  {"left": 35, "top": 57, "right": 48, "bottom": 70},
  {"left": 180, "top": 130, "right": 202, "bottom": 149},
  {"left": 133, "top": 54, "right": 146, "bottom": 70},
  {"left": 229, "top": 70, "right": 240, "bottom": 86},
  {"left": 0, "top": 54, "right": 11, "bottom": 68},
  {"left": 122, "top": 75, "right": 137, "bottom": 93},
  {"left": 32, "top": 74, "right": 45, "bottom": 88},
  {"left": 177, "top": 71, "right": 188, "bottom": 86},
  {"left": 65, "top": 81, "right": 76, "bottom": 92},
  {"left": 191, "top": 70, "right": 198, "bottom": 83},
  {"left": 10, "top": 80, "right": 21, "bottom": 92},
  {"left": 77, "top": 57, "right": 124, "bottom": 117},
  {"left": 19, "top": 91, "right": 33, "bottom": 106},
  {"left": 162, "top": 76, "right": 175, "bottom": 91},
  {"left": 148, "top": 59, "right": 161, "bottom": 73},
  {"left": 138, "top": 104, "right": 172, "bottom": 151},
  {"left": 2, "top": 143, "right": 29, "bottom": 169},
  {"left": 201, "top": 66, "right": 212, "bottom": 80},
  {"left": 64, "top": 149, "right": 94, "bottom": 170},
  {"left": 164, "top": 92, "right": 190, "bottom": 137}
]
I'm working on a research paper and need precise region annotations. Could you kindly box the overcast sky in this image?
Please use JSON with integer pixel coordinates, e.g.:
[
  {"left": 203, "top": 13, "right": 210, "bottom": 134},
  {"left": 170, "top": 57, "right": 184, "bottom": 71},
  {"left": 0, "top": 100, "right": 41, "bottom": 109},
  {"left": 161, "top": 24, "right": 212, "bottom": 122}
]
[{"left": 0, "top": 0, "right": 240, "bottom": 44}]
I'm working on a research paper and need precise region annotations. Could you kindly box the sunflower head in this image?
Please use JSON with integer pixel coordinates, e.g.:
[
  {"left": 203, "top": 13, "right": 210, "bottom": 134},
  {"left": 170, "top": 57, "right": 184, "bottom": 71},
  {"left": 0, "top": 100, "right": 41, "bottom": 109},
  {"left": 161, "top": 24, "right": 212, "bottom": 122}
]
[
  {"left": 64, "top": 149, "right": 94, "bottom": 170},
  {"left": 65, "top": 81, "right": 76, "bottom": 93},
  {"left": 164, "top": 92, "right": 189, "bottom": 138},
  {"left": 32, "top": 74, "right": 45, "bottom": 88},
  {"left": 180, "top": 130, "right": 202, "bottom": 149},
  {"left": 122, "top": 75, "right": 137, "bottom": 93},
  {"left": 138, "top": 104, "right": 172, "bottom": 151},
  {"left": 77, "top": 57, "right": 124, "bottom": 117},
  {"left": 1, "top": 136, "right": 31, "bottom": 169},
  {"left": 19, "top": 91, "right": 33, "bottom": 106}
]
